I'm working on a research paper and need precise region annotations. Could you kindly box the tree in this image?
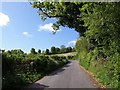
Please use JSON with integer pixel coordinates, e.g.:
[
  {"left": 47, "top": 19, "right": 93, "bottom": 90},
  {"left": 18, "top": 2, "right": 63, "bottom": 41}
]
[
  {"left": 0, "top": 49, "right": 5, "bottom": 53},
  {"left": 66, "top": 47, "right": 72, "bottom": 53},
  {"left": 38, "top": 49, "right": 41, "bottom": 54},
  {"left": 30, "top": 48, "right": 36, "bottom": 54},
  {"left": 60, "top": 45, "right": 66, "bottom": 53},
  {"left": 45, "top": 49, "right": 50, "bottom": 55},
  {"left": 81, "top": 3, "right": 120, "bottom": 56},
  {"left": 56, "top": 47, "right": 60, "bottom": 54},
  {"left": 30, "top": 2, "right": 86, "bottom": 36},
  {"left": 51, "top": 46, "right": 56, "bottom": 54}
]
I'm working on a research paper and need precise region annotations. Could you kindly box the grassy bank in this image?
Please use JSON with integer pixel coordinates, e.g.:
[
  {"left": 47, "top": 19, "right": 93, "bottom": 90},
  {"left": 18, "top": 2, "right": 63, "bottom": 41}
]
[{"left": 76, "top": 38, "right": 119, "bottom": 88}]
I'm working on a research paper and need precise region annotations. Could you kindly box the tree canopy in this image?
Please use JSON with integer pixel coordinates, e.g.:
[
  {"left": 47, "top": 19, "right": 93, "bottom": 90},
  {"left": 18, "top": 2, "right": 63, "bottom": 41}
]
[
  {"left": 30, "top": 2, "right": 87, "bottom": 36},
  {"left": 30, "top": 48, "right": 37, "bottom": 54}
]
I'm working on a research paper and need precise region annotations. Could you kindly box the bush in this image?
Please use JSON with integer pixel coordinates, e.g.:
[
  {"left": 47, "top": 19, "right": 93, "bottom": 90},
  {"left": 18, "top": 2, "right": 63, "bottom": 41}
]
[
  {"left": 76, "top": 36, "right": 119, "bottom": 88},
  {"left": 2, "top": 50, "right": 69, "bottom": 89}
]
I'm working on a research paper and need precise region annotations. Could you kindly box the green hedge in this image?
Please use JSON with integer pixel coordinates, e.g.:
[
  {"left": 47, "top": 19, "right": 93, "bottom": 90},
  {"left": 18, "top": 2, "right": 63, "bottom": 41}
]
[
  {"left": 2, "top": 52, "right": 68, "bottom": 89},
  {"left": 76, "top": 38, "right": 119, "bottom": 88}
]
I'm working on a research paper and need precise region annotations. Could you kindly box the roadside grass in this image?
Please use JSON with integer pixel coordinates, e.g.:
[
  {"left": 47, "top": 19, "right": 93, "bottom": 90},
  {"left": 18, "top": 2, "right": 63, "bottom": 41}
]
[{"left": 78, "top": 52, "right": 119, "bottom": 88}]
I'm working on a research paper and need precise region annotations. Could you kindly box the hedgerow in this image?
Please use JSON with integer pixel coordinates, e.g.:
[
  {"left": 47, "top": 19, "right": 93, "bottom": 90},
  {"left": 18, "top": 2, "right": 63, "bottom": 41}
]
[{"left": 2, "top": 50, "right": 68, "bottom": 89}]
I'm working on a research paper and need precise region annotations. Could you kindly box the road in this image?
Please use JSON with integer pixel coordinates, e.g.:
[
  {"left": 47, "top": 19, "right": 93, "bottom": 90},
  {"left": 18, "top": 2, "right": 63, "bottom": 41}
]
[{"left": 25, "top": 60, "right": 99, "bottom": 89}]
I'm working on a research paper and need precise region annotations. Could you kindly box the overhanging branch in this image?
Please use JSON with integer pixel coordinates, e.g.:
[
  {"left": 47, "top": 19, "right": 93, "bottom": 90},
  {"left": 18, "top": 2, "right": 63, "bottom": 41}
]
[{"left": 39, "top": 8, "right": 81, "bottom": 18}]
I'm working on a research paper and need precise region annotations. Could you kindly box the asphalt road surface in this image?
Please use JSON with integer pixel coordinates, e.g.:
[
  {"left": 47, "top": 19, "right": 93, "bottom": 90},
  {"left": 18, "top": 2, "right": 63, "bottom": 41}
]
[{"left": 25, "top": 60, "right": 98, "bottom": 89}]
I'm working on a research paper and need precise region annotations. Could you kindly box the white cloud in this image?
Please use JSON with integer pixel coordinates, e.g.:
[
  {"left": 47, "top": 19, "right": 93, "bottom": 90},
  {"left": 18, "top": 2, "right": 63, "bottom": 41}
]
[
  {"left": 68, "top": 40, "right": 77, "bottom": 47},
  {"left": 0, "top": 13, "right": 10, "bottom": 27},
  {"left": 22, "top": 32, "right": 32, "bottom": 37},
  {"left": 38, "top": 0, "right": 44, "bottom": 2},
  {"left": 38, "top": 23, "right": 61, "bottom": 33}
]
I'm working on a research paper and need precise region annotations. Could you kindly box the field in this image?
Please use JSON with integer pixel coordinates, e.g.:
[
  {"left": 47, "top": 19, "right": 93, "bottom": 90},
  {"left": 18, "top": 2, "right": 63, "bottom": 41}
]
[{"left": 50, "top": 52, "right": 77, "bottom": 57}]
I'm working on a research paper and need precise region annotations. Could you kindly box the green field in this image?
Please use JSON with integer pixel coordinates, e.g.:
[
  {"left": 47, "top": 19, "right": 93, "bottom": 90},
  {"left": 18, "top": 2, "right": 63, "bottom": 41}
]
[{"left": 50, "top": 52, "right": 77, "bottom": 57}]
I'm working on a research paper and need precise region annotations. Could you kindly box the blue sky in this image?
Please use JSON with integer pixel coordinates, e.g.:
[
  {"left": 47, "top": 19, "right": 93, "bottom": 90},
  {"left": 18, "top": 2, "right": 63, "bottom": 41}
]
[{"left": 0, "top": 2, "right": 79, "bottom": 53}]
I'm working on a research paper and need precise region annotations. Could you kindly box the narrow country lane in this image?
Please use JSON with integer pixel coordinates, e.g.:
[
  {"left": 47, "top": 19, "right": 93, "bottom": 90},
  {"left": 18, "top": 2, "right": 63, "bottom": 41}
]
[{"left": 25, "top": 60, "right": 99, "bottom": 89}]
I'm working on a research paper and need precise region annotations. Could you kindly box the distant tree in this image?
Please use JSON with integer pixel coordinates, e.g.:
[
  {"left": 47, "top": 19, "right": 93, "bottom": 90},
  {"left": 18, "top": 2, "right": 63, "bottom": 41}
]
[
  {"left": 38, "top": 49, "right": 41, "bottom": 54},
  {"left": 8, "top": 49, "right": 24, "bottom": 54},
  {"left": 56, "top": 47, "right": 60, "bottom": 54},
  {"left": 66, "top": 48, "right": 69, "bottom": 53},
  {"left": 30, "top": 48, "right": 36, "bottom": 54},
  {"left": 7, "top": 50, "right": 11, "bottom": 54},
  {"left": 66, "top": 47, "right": 72, "bottom": 53},
  {"left": 45, "top": 49, "right": 50, "bottom": 55},
  {"left": 0, "top": 49, "right": 5, "bottom": 53},
  {"left": 69, "top": 47, "right": 73, "bottom": 52},
  {"left": 16, "top": 49, "right": 24, "bottom": 54},
  {"left": 60, "top": 45, "right": 66, "bottom": 53},
  {"left": 51, "top": 46, "right": 56, "bottom": 54},
  {"left": 60, "top": 45, "right": 65, "bottom": 49}
]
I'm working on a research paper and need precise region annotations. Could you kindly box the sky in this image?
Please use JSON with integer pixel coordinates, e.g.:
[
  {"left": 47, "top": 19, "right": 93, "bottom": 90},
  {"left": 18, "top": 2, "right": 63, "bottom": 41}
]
[{"left": 0, "top": 2, "right": 79, "bottom": 53}]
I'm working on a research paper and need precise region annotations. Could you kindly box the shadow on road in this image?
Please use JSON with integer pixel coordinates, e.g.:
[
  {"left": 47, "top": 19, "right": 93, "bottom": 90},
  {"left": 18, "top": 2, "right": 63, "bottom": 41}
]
[
  {"left": 23, "top": 61, "right": 72, "bottom": 90},
  {"left": 23, "top": 83, "right": 49, "bottom": 90},
  {"left": 48, "top": 61, "right": 71, "bottom": 76}
]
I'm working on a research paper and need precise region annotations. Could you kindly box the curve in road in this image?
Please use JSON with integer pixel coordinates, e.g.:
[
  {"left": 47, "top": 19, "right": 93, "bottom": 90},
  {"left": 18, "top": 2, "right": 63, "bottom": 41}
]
[{"left": 25, "top": 60, "right": 99, "bottom": 89}]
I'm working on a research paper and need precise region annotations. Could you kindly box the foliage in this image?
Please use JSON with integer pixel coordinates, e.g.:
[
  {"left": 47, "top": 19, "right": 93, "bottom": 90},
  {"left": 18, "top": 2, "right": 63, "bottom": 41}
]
[
  {"left": 55, "top": 47, "right": 60, "bottom": 54},
  {"left": 51, "top": 46, "right": 56, "bottom": 54},
  {"left": 2, "top": 49, "right": 68, "bottom": 89},
  {"left": 66, "top": 47, "right": 73, "bottom": 53},
  {"left": 60, "top": 45, "right": 66, "bottom": 53},
  {"left": 30, "top": 2, "right": 86, "bottom": 35},
  {"left": 76, "top": 3, "right": 120, "bottom": 88},
  {"left": 30, "top": 48, "right": 37, "bottom": 54},
  {"left": 50, "top": 46, "right": 74, "bottom": 54},
  {"left": 45, "top": 49, "right": 50, "bottom": 55},
  {"left": 38, "top": 49, "right": 41, "bottom": 54}
]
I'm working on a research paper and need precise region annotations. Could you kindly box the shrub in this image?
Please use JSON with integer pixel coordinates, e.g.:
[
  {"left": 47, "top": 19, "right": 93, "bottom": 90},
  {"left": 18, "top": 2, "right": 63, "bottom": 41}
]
[{"left": 2, "top": 50, "right": 69, "bottom": 89}]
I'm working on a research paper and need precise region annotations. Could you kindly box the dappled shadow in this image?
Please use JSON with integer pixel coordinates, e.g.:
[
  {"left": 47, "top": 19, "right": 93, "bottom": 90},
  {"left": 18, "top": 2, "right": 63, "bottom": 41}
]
[
  {"left": 48, "top": 61, "right": 71, "bottom": 76},
  {"left": 48, "top": 68, "right": 65, "bottom": 76},
  {"left": 23, "top": 83, "right": 49, "bottom": 90},
  {"left": 22, "top": 61, "right": 72, "bottom": 90},
  {"left": 64, "top": 62, "right": 71, "bottom": 67}
]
